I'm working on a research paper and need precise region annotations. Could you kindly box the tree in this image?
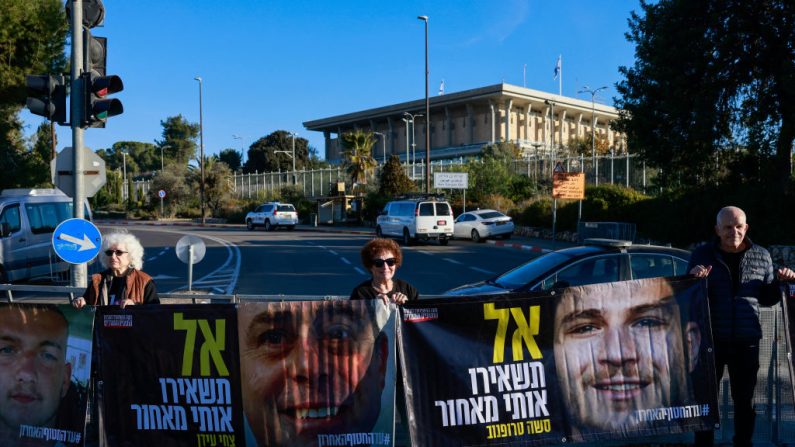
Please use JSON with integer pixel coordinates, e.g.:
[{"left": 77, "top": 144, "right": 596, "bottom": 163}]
[
  {"left": 615, "top": 0, "right": 795, "bottom": 190},
  {"left": 97, "top": 142, "right": 159, "bottom": 176},
  {"left": 567, "top": 135, "right": 611, "bottom": 157},
  {"left": 148, "top": 165, "right": 191, "bottom": 218},
  {"left": 203, "top": 158, "right": 233, "bottom": 215},
  {"left": 24, "top": 122, "right": 55, "bottom": 186},
  {"left": 0, "top": 0, "right": 67, "bottom": 190},
  {"left": 481, "top": 141, "right": 521, "bottom": 161},
  {"left": 379, "top": 155, "right": 415, "bottom": 197},
  {"left": 155, "top": 115, "right": 199, "bottom": 167},
  {"left": 218, "top": 148, "right": 242, "bottom": 172},
  {"left": 340, "top": 130, "right": 377, "bottom": 188},
  {"left": 243, "top": 131, "right": 309, "bottom": 173}
]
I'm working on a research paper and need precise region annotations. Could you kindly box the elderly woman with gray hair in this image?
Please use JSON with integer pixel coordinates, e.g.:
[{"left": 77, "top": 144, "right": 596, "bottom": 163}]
[{"left": 72, "top": 231, "right": 159, "bottom": 309}]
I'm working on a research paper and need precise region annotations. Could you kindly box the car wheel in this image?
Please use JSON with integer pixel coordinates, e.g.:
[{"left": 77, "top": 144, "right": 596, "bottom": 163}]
[
  {"left": 246, "top": 219, "right": 254, "bottom": 231},
  {"left": 471, "top": 229, "right": 482, "bottom": 243},
  {"left": 376, "top": 226, "right": 383, "bottom": 238},
  {"left": 264, "top": 220, "right": 273, "bottom": 231},
  {"left": 402, "top": 228, "right": 412, "bottom": 246},
  {"left": 439, "top": 237, "right": 449, "bottom": 246}
]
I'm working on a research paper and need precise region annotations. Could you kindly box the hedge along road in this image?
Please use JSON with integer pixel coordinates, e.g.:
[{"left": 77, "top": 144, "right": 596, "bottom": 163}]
[{"left": 98, "top": 224, "right": 241, "bottom": 295}]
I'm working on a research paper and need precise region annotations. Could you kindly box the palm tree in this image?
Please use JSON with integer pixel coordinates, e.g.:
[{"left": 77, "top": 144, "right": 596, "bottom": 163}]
[{"left": 340, "top": 130, "right": 377, "bottom": 189}]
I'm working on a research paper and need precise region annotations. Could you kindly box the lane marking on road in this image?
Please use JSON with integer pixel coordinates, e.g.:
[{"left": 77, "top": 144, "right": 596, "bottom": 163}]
[
  {"left": 417, "top": 250, "right": 434, "bottom": 256},
  {"left": 340, "top": 257, "right": 351, "bottom": 265},
  {"left": 354, "top": 267, "right": 367, "bottom": 276},
  {"left": 328, "top": 249, "right": 338, "bottom": 255},
  {"left": 101, "top": 225, "right": 241, "bottom": 295},
  {"left": 442, "top": 258, "right": 462, "bottom": 264},
  {"left": 469, "top": 267, "right": 494, "bottom": 275}
]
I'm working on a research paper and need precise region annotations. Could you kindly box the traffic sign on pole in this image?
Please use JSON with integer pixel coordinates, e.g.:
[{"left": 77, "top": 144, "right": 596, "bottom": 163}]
[
  {"left": 52, "top": 218, "right": 102, "bottom": 264},
  {"left": 52, "top": 146, "right": 107, "bottom": 198}
]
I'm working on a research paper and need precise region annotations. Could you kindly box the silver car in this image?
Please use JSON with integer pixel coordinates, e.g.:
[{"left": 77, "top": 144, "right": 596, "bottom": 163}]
[{"left": 453, "top": 209, "right": 514, "bottom": 242}]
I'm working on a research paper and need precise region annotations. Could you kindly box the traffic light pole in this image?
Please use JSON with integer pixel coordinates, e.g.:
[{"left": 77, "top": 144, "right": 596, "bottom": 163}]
[{"left": 70, "top": 0, "right": 88, "bottom": 288}]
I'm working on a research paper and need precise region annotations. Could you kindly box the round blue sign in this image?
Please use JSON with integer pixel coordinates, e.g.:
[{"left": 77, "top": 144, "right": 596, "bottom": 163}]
[
  {"left": 158, "top": 189, "right": 166, "bottom": 198},
  {"left": 52, "top": 218, "right": 102, "bottom": 264}
]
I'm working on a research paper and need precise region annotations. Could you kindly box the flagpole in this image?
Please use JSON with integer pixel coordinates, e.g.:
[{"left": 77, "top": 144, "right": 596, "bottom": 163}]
[{"left": 558, "top": 55, "right": 562, "bottom": 95}]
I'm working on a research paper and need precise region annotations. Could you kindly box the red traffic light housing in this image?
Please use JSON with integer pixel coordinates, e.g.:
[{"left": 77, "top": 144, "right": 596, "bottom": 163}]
[{"left": 82, "top": 71, "right": 123, "bottom": 128}]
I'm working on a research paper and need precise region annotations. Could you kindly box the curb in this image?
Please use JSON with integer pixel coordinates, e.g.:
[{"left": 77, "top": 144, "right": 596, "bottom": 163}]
[
  {"left": 486, "top": 239, "right": 552, "bottom": 253},
  {"left": 97, "top": 220, "right": 376, "bottom": 235}
]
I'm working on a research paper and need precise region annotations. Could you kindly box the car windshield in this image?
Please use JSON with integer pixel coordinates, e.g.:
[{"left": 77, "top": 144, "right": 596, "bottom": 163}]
[
  {"left": 493, "top": 252, "right": 570, "bottom": 289},
  {"left": 477, "top": 211, "right": 503, "bottom": 219},
  {"left": 277, "top": 205, "right": 295, "bottom": 212}
]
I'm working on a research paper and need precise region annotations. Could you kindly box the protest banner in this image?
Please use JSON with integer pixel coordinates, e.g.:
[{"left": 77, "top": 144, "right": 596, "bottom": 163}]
[
  {"left": 398, "top": 277, "right": 719, "bottom": 445},
  {"left": 0, "top": 303, "right": 94, "bottom": 447},
  {"left": 95, "top": 300, "right": 396, "bottom": 447}
]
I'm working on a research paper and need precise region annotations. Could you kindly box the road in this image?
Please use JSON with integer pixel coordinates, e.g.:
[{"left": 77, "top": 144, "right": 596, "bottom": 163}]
[{"left": 90, "top": 224, "right": 542, "bottom": 297}]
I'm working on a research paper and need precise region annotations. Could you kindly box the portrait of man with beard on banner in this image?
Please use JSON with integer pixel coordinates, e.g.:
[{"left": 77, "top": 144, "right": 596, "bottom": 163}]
[
  {"left": 552, "top": 277, "right": 718, "bottom": 442},
  {"left": 0, "top": 304, "right": 94, "bottom": 447},
  {"left": 237, "top": 299, "right": 395, "bottom": 447}
]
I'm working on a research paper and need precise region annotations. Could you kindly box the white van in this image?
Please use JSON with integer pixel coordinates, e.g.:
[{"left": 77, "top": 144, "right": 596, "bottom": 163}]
[
  {"left": 375, "top": 195, "right": 454, "bottom": 246},
  {"left": 0, "top": 189, "right": 91, "bottom": 283}
]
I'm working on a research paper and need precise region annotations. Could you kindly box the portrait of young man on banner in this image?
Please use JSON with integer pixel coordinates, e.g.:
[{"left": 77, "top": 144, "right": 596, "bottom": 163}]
[
  {"left": 237, "top": 299, "right": 396, "bottom": 447},
  {"left": 398, "top": 276, "right": 717, "bottom": 446},
  {"left": 553, "top": 277, "right": 718, "bottom": 442},
  {"left": 0, "top": 303, "right": 94, "bottom": 447},
  {"left": 96, "top": 304, "right": 244, "bottom": 447}
]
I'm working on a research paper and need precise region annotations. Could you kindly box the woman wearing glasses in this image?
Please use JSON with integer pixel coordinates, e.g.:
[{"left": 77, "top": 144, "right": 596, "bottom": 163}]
[
  {"left": 350, "top": 238, "right": 418, "bottom": 304},
  {"left": 72, "top": 231, "right": 159, "bottom": 309}
]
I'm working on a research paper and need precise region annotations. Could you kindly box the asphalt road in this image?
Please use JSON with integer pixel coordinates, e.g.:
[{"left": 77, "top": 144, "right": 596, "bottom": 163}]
[{"left": 100, "top": 224, "right": 543, "bottom": 297}]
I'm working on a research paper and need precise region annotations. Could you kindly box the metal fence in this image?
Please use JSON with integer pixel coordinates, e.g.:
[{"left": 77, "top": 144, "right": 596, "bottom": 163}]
[{"left": 127, "top": 154, "right": 657, "bottom": 203}]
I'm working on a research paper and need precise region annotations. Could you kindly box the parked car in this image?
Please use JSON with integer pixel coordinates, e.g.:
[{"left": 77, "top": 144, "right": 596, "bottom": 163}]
[
  {"left": 445, "top": 239, "right": 690, "bottom": 296},
  {"left": 375, "top": 195, "right": 454, "bottom": 245},
  {"left": 454, "top": 209, "right": 514, "bottom": 242},
  {"left": 0, "top": 188, "right": 92, "bottom": 283},
  {"left": 245, "top": 202, "right": 298, "bottom": 231}
]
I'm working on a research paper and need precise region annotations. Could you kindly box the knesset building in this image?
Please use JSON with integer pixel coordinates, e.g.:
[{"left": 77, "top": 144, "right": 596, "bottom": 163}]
[{"left": 303, "top": 82, "right": 625, "bottom": 164}]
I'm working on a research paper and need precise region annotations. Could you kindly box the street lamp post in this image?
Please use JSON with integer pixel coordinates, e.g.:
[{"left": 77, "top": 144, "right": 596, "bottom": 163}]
[
  {"left": 232, "top": 134, "right": 244, "bottom": 169},
  {"left": 544, "top": 99, "right": 556, "bottom": 177},
  {"left": 578, "top": 85, "right": 607, "bottom": 186},
  {"left": 159, "top": 144, "right": 172, "bottom": 174},
  {"left": 275, "top": 132, "right": 297, "bottom": 185},
  {"left": 403, "top": 112, "right": 422, "bottom": 180},
  {"left": 418, "top": 15, "right": 430, "bottom": 193},
  {"left": 372, "top": 131, "right": 386, "bottom": 164},
  {"left": 194, "top": 76, "right": 206, "bottom": 225},
  {"left": 121, "top": 148, "right": 129, "bottom": 206}
]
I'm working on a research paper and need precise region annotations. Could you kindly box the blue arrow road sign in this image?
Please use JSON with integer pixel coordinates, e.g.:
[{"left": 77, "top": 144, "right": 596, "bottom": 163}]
[{"left": 52, "top": 218, "right": 102, "bottom": 264}]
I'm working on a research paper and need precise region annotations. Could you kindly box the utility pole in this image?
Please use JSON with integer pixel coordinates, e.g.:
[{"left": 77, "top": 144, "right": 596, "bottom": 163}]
[
  {"left": 418, "top": 15, "right": 430, "bottom": 193},
  {"left": 70, "top": 0, "right": 86, "bottom": 287}
]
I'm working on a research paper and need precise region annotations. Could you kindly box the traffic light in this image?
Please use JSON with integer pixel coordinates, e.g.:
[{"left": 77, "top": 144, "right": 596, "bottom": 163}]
[
  {"left": 84, "top": 28, "right": 107, "bottom": 76},
  {"left": 25, "top": 74, "right": 67, "bottom": 124},
  {"left": 82, "top": 71, "right": 123, "bottom": 128}
]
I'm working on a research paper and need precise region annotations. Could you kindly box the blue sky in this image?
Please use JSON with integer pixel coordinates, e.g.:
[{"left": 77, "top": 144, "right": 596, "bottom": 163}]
[{"left": 22, "top": 0, "right": 639, "bottom": 161}]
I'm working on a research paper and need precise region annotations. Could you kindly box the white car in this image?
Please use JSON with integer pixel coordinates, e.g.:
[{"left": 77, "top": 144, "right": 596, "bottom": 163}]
[
  {"left": 453, "top": 209, "right": 514, "bottom": 242},
  {"left": 375, "top": 196, "right": 454, "bottom": 246},
  {"left": 245, "top": 202, "right": 298, "bottom": 231}
]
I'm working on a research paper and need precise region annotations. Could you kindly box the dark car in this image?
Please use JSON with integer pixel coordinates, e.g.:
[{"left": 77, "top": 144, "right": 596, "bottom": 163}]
[{"left": 445, "top": 238, "right": 690, "bottom": 296}]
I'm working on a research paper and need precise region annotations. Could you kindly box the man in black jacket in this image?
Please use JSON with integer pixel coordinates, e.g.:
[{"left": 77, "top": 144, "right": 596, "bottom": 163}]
[{"left": 689, "top": 206, "right": 795, "bottom": 446}]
